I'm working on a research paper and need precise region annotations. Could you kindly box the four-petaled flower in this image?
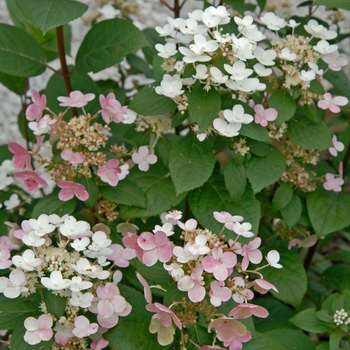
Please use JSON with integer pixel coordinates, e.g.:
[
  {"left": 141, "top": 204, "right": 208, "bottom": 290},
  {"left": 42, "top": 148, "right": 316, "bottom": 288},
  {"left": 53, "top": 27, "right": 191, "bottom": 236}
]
[
  {"left": 61, "top": 149, "right": 85, "bottom": 166},
  {"left": 239, "top": 237, "right": 263, "bottom": 270},
  {"left": 318, "top": 93, "right": 348, "bottom": 113},
  {"left": 97, "top": 159, "right": 126, "bottom": 186},
  {"left": 137, "top": 231, "right": 173, "bottom": 266},
  {"left": 132, "top": 146, "right": 157, "bottom": 172},
  {"left": 177, "top": 265, "right": 206, "bottom": 302},
  {"left": 25, "top": 89, "right": 47, "bottom": 121},
  {"left": 202, "top": 247, "right": 237, "bottom": 281},
  {"left": 254, "top": 104, "right": 278, "bottom": 127},
  {"left": 72, "top": 315, "right": 98, "bottom": 338},
  {"left": 24, "top": 314, "right": 53, "bottom": 345},
  {"left": 209, "top": 281, "right": 232, "bottom": 306},
  {"left": 323, "top": 173, "right": 344, "bottom": 192},
  {"left": 57, "top": 91, "right": 95, "bottom": 108},
  {"left": 328, "top": 135, "right": 344, "bottom": 157},
  {"left": 14, "top": 170, "right": 48, "bottom": 191},
  {"left": 57, "top": 181, "right": 89, "bottom": 201},
  {"left": 8, "top": 142, "right": 31, "bottom": 169}
]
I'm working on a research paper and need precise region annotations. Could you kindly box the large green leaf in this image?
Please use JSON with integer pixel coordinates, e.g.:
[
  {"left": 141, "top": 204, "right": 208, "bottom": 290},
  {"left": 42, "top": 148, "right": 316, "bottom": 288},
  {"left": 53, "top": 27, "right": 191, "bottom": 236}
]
[
  {"left": 271, "top": 183, "right": 293, "bottom": 212},
  {"left": 129, "top": 85, "right": 177, "bottom": 116},
  {"left": 32, "top": 191, "right": 77, "bottom": 218},
  {"left": 76, "top": 18, "right": 149, "bottom": 74},
  {"left": 0, "top": 23, "right": 46, "bottom": 77},
  {"left": 253, "top": 298, "right": 297, "bottom": 332},
  {"left": 280, "top": 194, "right": 302, "bottom": 227},
  {"left": 43, "top": 290, "right": 66, "bottom": 318},
  {"left": 287, "top": 114, "right": 332, "bottom": 150},
  {"left": 15, "top": 0, "right": 88, "bottom": 35},
  {"left": 105, "top": 284, "right": 171, "bottom": 350},
  {"left": 0, "top": 72, "right": 26, "bottom": 95},
  {"left": 264, "top": 330, "right": 316, "bottom": 350},
  {"left": 188, "top": 85, "right": 221, "bottom": 132},
  {"left": 169, "top": 134, "right": 215, "bottom": 195},
  {"left": 224, "top": 160, "right": 246, "bottom": 200},
  {"left": 243, "top": 333, "right": 288, "bottom": 350},
  {"left": 240, "top": 122, "right": 271, "bottom": 142},
  {"left": 100, "top": 180, "right": 147, "bottom": 208},
  {"left": 119, "top": 164, "right": 186, "bottom": 218},
  {"left": 269, "top": 89, "right": 297, "bottom": 124},
  {"left": 188, "top": 175, "right": 260, "bottom": 235},
  {"left": 307, "top": 188, "right": 350, "bottom": 237},
  {"left": 314, "top": 0, "right": 350, "bottom": 10},
  {"left": 290, "top": 309, "right": 334, "bottom": 333},
  {"left": 246, "top": 146, "right": 286, "bottom": 192},
  {"left": 262, "top": 248, "right": 307, "bottom": 307}
]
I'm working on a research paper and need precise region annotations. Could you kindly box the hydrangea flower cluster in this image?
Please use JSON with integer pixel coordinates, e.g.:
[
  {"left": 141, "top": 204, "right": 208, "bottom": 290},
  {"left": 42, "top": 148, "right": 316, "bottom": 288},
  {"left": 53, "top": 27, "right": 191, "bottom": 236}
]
[
  {"left": 4, "top": 89, "right": 158, "bottom": 219},
  {"left": 0, "top": 213, "right": 135, "bottom": 348},
  {"left": 153, "top": 6, "right": 348, "bottom": 142},
  {"left": 123, "top": 210, "right": 281, "bottom": 349}
]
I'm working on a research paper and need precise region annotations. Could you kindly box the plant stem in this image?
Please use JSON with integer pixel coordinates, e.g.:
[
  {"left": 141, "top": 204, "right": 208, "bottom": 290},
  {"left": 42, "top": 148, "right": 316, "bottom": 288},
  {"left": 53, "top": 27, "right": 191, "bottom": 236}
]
[
  {"left": 21, "top": 78, "right": 31, "bottom": 151},
  {"left": 56, "top": 25, "right": 77, "bottom": 117},
  {"left": 304, "top": 239, "right": 318, "bottom": 270},
  {"left": 342, "top": 141, "right": 350, "bottom": 172}
]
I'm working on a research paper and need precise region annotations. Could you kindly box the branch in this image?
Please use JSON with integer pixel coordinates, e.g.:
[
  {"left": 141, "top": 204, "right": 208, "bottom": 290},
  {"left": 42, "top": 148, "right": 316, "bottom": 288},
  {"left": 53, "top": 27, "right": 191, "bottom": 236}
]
[{"left": 56, "top": 26, "right": 77, "bottom": 117}]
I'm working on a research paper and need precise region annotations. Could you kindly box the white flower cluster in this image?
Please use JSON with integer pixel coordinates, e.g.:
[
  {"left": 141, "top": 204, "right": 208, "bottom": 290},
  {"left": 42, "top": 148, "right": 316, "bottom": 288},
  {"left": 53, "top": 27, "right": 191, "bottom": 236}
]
[
  {"left": 155, "top": 6, "right": 272, "bottom": 98},
  {"left": 0, "top": 213, "right": 135, "bottom": 347},
  {"left": 153, "top": 6, "right": 348, "bottom": 140},
  {"left": 334, "top": 309, "right": 350, "bottom": 326}
]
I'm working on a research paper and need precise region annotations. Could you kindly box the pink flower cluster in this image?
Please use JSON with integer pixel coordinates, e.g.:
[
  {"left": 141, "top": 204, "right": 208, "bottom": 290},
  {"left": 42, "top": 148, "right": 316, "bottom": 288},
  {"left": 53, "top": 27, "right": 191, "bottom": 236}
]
[{"left": 126, "top": 210, "right": 282, "bottom": 349}]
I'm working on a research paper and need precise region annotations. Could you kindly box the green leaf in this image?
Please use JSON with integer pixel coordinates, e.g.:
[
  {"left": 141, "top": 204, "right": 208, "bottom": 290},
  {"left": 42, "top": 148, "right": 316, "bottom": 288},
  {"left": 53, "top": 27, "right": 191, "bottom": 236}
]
[
  {"left": 76, "top": 18, "right": 149, "bottom": 74},
  {"left": 287, "top": 114, "right": 332, "bottom": 150},
  {"left": 304, "top": 103, "right": 324, "bottom": 123},
  {"left": 78, "top": 177, "right": 99, "bottom": 208},
  {"left": 32, "top": 191, "right": 77, "bottom": 218},
  {"left": 240, "top": 122, "right": 271, "bottom": 143},
  {"left": 314, "top": 0, "right": 350, "bottom": 10},
  {"left": 10, "top": 324, "right": 54, "bottom": 350},
  {"left": 321, "top": 265, "right": 350, "bottom": 291},
  {"left": 264, "top": 330, "right": 316, "bottom": 350},
  {"left": 105, "top": 284, "right": 170, "bottom": 350},
  {"left": 119, "top": 164, "right": 186, "bottom": 218},
  {"left": 324, "top": 69, "right": 350, "bottom": 99},
  {"left": 188, "top": 85, "right": 221, "bottom": 132},
  {"left": 330, "top": 331, "right": 344, "bottom": 350},
  {"left": 272, "top": 183, "right": 293, "bottom": 212},
  {"left": 307, "top": 188, "right": 350, "bottom": 237},
  {"left": 262, "top": 248, "right": 307, "bottom": 307},
  {"left": 169, "top": 134, "right": 215, "bottom": 195},
  {"left": 290, "top": 308, "right": 334, "bottom": 333},
  {"left": 253, "top": 298, "right": 297, "bottom": 332},
  {"left": 0, "top": 23, "right": 46, "bottom": 77},
  {"left": 0, "top": 71, "right": 26, "bottom": 95},
  {"left": 188, "top": 176, "right": 261, "bottom": 234},
  {"left": 224, "top": 160, "right": 246, "bottom": 200},
  {"left": 15, "top": 0, "right": 88, "bottom": 35},
  {"left": 43, "top": 290, "right": 66, "bottom": 318},
  {"left": 0, "top": 295, "right": 38, "bottom": 313},
  {"left": 129, "top": 85, "right": 177, "bottom": 116},
  {"left": 243, "top": 332, "right": 289, "bottom": 350},
  {"left": 269, "top": 89, "right": 297, "bottom": 124},
  {"left": 246, "top": 146, "right": 286, "bottom": 192},
  {"left": 280, "top": 194, "right": 302, "bottom": 227},
  {"left": 100, "top": 180, "right": 147, "bottom": 208}
]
